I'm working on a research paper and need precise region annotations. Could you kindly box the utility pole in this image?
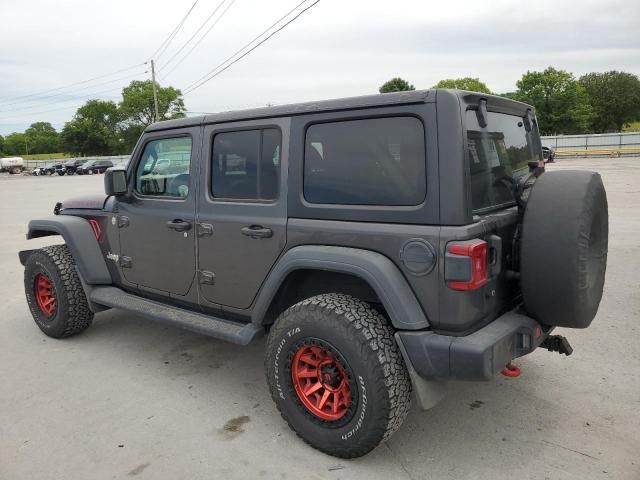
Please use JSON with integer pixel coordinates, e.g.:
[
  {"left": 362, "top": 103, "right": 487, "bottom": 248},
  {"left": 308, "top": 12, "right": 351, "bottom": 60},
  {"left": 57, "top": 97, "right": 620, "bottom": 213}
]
[{"left": 150, "top": 59, "right": 160, "bottom": 122}]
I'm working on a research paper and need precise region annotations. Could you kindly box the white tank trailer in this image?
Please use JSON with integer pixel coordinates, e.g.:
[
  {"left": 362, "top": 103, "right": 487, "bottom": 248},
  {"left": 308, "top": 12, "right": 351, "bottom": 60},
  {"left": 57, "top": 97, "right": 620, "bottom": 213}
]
[{"left": 0, "top": 157, "right": 24, "bottom": 174}]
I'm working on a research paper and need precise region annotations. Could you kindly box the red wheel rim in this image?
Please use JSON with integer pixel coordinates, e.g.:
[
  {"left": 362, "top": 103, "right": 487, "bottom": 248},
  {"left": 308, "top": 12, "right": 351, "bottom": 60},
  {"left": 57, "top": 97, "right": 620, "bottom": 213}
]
[
  {"left": 291, "top": 344, "right": 351, "bottom": 421},
  {"left": 34, "top": 273, "right": 56, "bottom": 317}
]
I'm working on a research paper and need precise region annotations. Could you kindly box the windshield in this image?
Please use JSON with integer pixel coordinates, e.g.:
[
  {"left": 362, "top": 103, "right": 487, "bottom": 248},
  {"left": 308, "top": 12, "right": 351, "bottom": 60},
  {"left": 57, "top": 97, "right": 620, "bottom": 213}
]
[{"left": 466, "top": 110, "right": 542, "bottom": 212}]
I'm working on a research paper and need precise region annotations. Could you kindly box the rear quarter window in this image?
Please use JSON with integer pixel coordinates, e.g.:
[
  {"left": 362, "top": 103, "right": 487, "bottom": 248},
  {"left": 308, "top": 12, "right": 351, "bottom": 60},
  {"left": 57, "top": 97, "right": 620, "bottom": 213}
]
[{"left": 303, "top": 116, "right": 426, "bottom": 206}]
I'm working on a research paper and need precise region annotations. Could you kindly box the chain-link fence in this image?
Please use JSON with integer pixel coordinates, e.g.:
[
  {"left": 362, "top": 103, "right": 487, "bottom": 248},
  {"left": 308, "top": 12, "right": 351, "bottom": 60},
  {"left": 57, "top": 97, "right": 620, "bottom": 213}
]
[{"left": 541, "top": 132, "right": 640, "bottom": 157}]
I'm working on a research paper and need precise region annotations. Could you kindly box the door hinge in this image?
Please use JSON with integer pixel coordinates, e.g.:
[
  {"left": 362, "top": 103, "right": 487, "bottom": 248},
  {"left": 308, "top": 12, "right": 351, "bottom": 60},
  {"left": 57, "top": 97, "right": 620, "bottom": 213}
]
[
  {"left": 119, "top": 256, "right": 133, "bottom": 268},
  {"left": 196, "top": 223, "right": 214, "bottom": 237},
  {"left": 117, "top": 215, "right": 130, "bottom": 228},
  {"left": 198, "top": 270, "right": 215, "bottom": 285}
]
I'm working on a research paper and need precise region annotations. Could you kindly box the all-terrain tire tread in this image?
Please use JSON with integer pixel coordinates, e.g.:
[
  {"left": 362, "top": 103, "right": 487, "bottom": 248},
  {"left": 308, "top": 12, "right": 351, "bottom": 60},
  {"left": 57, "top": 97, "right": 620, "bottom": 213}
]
[
  {"left": 26, "top": 244, "right": 93, "bottom": 337},
  {"left": 265, "top": 293, "right": 411, "bottom": 458}
]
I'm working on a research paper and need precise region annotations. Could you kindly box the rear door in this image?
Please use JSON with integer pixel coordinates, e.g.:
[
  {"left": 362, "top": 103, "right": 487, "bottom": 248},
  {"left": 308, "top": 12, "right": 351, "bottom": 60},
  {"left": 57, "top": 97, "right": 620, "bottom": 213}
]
[
  {"left": 117, "top": 129, "right": 199, "bottom": 295},
  {"left": 196, "top": 119, "right": 288, "bottom": 309}
]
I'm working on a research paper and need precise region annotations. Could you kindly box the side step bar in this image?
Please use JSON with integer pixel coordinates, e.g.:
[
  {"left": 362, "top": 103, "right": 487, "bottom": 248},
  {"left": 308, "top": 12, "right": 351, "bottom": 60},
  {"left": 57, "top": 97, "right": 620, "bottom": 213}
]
[{"left": 89, "top": 286, "right": 261, "bottom": 346}]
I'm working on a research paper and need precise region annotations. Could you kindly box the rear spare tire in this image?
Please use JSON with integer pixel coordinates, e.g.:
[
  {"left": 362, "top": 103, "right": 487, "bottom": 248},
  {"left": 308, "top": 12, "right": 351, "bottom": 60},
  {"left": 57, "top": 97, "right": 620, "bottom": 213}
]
[{"left": 521, "top": 170, "right": 608, "bottom": 328}]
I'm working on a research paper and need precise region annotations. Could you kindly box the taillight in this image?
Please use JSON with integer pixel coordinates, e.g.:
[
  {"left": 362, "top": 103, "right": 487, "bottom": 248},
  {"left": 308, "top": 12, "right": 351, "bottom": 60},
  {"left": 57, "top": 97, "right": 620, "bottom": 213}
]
[
  {"left": 87, "top": 218, "right": 102, "bottom": 241},
  {"left": 446, "top": 240, "right": 488, "bottom": 291}
]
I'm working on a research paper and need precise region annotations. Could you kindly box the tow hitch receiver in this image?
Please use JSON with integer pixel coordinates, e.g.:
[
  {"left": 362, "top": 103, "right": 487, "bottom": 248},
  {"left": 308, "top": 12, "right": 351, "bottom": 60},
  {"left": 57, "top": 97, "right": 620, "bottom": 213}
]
[{"left": 541, "top": 335, "right": 574, "bottom": 356}]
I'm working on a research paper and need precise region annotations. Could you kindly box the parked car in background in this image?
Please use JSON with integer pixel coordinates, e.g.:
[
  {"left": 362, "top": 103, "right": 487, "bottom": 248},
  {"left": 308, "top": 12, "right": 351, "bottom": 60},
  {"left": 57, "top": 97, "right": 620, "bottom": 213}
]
[
  {"left": 0, "top": 156, "right": 24, "bottom": 174},
  {"left": 542, "top": 146, "right": 555, "bottom": 162},
  {"left": 62, "top": 159, "right": 88, "bottom": 175},
  {"left": 33, "top": 162, "right": 64, "bottom": 176},
  {"left": 76, "top": 159, "right": 114, "bottom": 175}
]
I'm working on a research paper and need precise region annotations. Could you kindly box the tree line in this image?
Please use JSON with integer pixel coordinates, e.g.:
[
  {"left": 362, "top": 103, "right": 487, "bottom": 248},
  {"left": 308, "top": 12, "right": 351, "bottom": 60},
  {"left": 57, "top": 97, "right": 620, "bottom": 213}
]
[
  {"left": 0, "top": 80, "right": 185, "bottom": 157},
  {"left": 379, "top": 68, "right": 640, "bottom": 135}
]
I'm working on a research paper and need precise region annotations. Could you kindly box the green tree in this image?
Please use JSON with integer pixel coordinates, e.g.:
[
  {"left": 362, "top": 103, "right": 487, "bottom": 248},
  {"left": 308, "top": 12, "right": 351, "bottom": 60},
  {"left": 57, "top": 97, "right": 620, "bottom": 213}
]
[
  {"left": 61, "top": 100, "right": 121, "bottom": 156},
  {"left": 579, "top": 71, "right": 640, "bottom": 132},
  {"left": 119, "top": 80, "right": 186, "bottom": 127},
  {"left": 513, "top": 67, "right": 593, "bottom": 135},
  {"left": 3, "top": 133, "right": 28, "bottom": 155},
  {"left": 433, "top": 77, "right": 492, "bottom": 94},
  {"left": 0, "top": 134, "right": 4, "bottom": 155},
  {"left": 379, "top": 77, "right": 415, "bottom": 94},
  {"left": 24, "top": 122, "right": 61, "bottom": 154}
]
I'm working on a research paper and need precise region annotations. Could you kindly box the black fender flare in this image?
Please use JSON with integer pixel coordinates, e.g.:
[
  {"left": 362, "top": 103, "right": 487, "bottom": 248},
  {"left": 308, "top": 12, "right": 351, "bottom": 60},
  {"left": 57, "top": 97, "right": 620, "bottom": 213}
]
[
  {"left": 23, "top": 216, "right": 112, "bottom": 284},
  {"left": 251, "top": 245, "right": 430, "bottom": 330}
]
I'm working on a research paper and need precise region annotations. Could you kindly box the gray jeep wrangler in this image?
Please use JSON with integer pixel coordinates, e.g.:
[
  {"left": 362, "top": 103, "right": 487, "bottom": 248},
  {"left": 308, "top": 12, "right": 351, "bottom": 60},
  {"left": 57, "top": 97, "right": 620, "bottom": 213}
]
[{"left": 19, "top": 89, "right": 608, "bottom": 458}]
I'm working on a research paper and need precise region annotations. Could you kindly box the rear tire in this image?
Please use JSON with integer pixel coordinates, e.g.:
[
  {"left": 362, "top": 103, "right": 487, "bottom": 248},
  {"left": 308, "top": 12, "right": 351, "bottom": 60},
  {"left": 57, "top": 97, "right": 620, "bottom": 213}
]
[
  {"left": 24, "top": 245, "right": 93, "bottom": 338},
  {"left": 265, "top": 293, "right": 411, "bottom": 458}
]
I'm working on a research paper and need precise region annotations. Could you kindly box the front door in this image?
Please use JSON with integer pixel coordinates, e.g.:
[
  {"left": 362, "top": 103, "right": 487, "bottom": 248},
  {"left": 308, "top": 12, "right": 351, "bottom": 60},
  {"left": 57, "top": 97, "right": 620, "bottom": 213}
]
[
  {"left": 196, "top": 119, "right": 288, "bottom": 309},
  {"left": 117, "top": 129, "right": 199, "bottom": 295}
]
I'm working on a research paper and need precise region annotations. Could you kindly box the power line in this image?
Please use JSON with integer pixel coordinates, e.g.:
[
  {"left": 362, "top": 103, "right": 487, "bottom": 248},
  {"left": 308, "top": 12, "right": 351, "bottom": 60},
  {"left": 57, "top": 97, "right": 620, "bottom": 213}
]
[
  {"left": 151, "top": 0, "right": 200, "bottom": 61},
  {"left": 0, "top": 76, "right": 147, "bottom": 121},
  {"left": 0, "top": 70, "right": 147, "bottom": 113},
  {"left": 184, "top": 0, "right": 311, "bottom": 92},
  {"left": 159, "top": 0, "right": 231, "bottom": 75},
  {"left": 0, "top": 88, "right": 124, "bottom": 121},
  {"left": 184, "top": 0, "right": 321, "bottom": 94},
  {"left": 0, "top": 63, "right": 145, "bottom": 107}
]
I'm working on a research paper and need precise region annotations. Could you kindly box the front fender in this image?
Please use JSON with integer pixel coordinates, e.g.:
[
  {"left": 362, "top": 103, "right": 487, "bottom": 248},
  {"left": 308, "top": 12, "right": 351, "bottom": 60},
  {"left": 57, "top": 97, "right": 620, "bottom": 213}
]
[
  {"left": 252, "top": 245, "right": 430, "bottom": 330},
  {"left": 24, "top": 216, "right": 112, "bottom": 284}
]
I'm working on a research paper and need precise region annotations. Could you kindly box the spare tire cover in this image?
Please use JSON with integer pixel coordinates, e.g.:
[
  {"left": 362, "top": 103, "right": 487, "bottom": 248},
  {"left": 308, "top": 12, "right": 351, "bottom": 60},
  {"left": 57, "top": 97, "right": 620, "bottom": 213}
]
[{"left": 521, "top": 170, "right": 608, "bottom": 328}]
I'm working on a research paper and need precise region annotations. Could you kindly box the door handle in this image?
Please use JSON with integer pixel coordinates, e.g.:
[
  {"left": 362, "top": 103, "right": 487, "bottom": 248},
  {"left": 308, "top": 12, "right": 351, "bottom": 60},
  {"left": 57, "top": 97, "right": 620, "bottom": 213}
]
[
  {"left": 241, "top": 225, "right": 273, "bottom": 239},
  {"left": 167, "top": 219, "right": 192, "bottom": 232}
]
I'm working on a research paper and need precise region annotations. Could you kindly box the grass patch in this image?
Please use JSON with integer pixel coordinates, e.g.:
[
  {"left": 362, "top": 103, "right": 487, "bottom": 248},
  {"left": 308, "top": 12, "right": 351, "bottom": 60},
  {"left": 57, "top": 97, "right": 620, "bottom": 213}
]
[
  {"left": 622, "top": 121, "right": 640, "bottom": 133},
  {"left": 22, "top": 153, "right": 70, "bottom": 160}
]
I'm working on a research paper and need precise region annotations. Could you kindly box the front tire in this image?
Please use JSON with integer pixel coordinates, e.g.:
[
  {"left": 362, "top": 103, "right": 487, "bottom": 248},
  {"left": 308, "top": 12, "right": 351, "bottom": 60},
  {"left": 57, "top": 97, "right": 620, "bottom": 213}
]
[
  {"left": 265, "top": 294, "right": 411, "bottom": 458},
  {"left": 24, "top": 245, "right": 93, "bottom": 338}
]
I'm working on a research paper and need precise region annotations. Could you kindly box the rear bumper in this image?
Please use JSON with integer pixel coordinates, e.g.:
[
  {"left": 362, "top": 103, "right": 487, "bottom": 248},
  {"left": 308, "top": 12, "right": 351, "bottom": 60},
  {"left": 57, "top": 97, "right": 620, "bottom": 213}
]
[{"left": 396, "top": 310, "right": 550, "bottom": 381}]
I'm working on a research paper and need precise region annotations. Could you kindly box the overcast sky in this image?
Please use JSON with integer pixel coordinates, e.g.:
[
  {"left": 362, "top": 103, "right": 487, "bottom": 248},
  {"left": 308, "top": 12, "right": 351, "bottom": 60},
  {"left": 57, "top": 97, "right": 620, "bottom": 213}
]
[{"left": 1, "top": 0, "right": 639, "bottom": 135}]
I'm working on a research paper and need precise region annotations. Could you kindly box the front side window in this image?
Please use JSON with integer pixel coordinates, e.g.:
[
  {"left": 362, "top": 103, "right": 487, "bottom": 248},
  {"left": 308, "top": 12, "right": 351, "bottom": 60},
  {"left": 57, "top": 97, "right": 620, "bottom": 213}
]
[
  {"left": 211, "top": 128, "right": 281, "bottom": 201},
  {"left": 303, "top": 117, "right": 426, "bottom": 206},
  {"left": 135, "top": 137, "right": 192, "bottom": 198},
  {"left": 466, "top": 110, "right": 543, "bottom": 212}
]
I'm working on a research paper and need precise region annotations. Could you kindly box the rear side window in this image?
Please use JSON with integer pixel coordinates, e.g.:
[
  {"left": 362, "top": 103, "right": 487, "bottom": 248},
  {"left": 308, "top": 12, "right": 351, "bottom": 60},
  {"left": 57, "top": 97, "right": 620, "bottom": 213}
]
[
  {"left": 304, "top": 117, "right": 426, "bottom": 206},
  {"left": 212, "top": 129, "right": 281, "bottom": 201},
  {"left": 466, "top": 110, "right": 543, "bottom": 212}
]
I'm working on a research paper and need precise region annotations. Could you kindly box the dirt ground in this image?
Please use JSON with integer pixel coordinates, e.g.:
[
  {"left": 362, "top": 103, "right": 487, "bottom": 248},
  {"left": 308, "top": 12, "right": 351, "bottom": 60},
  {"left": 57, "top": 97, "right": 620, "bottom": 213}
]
[{"left": 1, "top": 157, "right": 638, "bottom": 479}]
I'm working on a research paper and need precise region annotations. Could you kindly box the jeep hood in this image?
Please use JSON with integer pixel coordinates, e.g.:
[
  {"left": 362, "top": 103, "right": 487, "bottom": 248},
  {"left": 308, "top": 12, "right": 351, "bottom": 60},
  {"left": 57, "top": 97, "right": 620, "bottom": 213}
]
[{"left": 59, "top": 194, "right": 108, "bottom": 211}]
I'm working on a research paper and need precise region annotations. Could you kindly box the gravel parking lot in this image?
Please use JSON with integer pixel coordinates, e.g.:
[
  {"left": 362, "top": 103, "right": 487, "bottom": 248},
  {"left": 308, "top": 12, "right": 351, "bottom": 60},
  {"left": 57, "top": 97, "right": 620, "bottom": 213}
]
[{"left": 1, "top": 158, "right": 639, "bottom": 480}]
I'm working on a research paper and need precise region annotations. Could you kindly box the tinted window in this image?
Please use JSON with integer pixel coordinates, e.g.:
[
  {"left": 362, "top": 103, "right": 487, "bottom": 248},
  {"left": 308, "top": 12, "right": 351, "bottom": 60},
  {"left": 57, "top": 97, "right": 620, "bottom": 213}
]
[
  {"left": 135, "top": 137, "right": 192, "bottom": 198},
  {"left": 304, "top": 117, "right": 426, "bottom": 206},
  {"left": 466, "top": 111, "right": 543, "bottom": 212},
  {"left": 211, "top": 129, "right": 281, "bottom": 200}
]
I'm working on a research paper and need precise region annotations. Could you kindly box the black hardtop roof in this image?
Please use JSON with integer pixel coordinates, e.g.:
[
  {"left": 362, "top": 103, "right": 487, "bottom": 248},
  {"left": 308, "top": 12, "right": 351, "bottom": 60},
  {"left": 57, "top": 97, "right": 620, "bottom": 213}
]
[
  {"left": 146, "top": 89, "right": 434, "bottom": 132},
  {"left": 145, "top": 89, "right": 534, "bottom": 132}
]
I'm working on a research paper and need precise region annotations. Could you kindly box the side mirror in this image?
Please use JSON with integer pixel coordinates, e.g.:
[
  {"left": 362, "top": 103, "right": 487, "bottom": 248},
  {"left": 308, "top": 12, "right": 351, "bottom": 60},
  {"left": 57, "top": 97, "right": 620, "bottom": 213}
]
[{"left": 105, "top": 168, "right": 128, "bottom": 196}]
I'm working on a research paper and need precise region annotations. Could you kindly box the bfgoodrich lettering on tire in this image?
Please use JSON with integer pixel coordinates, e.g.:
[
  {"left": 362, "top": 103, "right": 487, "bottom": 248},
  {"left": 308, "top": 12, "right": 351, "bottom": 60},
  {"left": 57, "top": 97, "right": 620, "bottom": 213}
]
[
  {"left": 24, "top": 244, "right": 93, "bottom": 338},
  {"left": 265, "top": 293, "right": 411, "bottom": 458}
]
